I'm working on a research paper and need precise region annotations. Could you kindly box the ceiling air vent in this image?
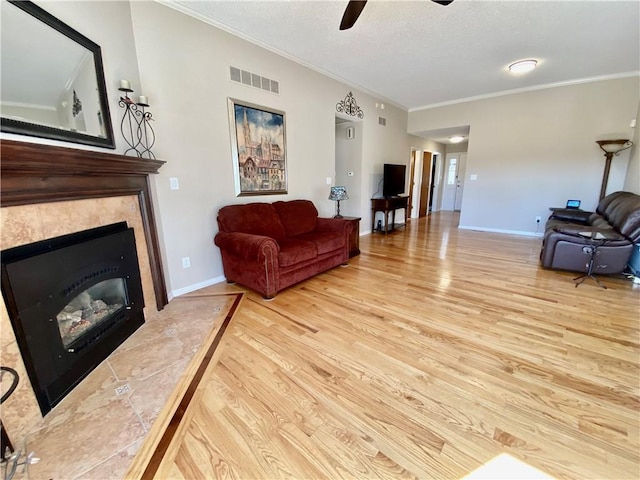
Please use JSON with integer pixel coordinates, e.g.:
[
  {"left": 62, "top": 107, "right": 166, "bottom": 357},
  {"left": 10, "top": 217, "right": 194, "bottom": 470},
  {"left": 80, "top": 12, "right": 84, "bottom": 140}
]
[
  {"left": 378, "top": 116, "right": 387, "bottom": 126},
  {"left": 230, "top": 66, "right": 280, "bottom": 94}
]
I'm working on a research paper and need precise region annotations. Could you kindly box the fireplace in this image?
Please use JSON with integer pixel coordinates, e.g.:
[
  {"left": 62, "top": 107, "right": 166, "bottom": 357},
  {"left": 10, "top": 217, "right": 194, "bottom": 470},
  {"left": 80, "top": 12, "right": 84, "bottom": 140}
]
[{"left": 1, "top": 222, "right": 145, "bottom": 415}]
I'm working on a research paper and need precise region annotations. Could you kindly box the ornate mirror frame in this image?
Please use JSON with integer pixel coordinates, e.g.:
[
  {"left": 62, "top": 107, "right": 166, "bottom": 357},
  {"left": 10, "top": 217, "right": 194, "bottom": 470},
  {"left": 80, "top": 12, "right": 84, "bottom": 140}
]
[{"left": 1, "top": 1, "right": 115, "bottom": 149}]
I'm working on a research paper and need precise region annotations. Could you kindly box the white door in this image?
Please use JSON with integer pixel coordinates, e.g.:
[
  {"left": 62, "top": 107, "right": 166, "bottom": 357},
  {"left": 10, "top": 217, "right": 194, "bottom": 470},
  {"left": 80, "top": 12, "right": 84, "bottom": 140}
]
[
  {"left": 441, "top": 154, "right": 459, "bottom": 211},
  {"left": 454, "top": 153, "right": 467, "bottom": 211}
]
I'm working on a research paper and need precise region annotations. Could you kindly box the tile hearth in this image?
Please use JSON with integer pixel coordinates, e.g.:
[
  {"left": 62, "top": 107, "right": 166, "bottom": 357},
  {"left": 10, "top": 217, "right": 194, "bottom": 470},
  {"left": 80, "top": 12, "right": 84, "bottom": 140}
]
[{"left": 6, "top": 289, "right": 237, "bottom": 480}]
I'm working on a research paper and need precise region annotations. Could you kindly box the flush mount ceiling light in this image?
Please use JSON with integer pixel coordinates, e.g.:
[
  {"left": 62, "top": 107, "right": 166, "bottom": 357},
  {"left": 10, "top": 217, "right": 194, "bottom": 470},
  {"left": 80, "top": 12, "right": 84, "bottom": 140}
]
[
  {"left": 508, "top": 59, "right": 538, "bottom": 74},
  {"left": 449, "top": 136, "right": 465, "bottom": 143}
]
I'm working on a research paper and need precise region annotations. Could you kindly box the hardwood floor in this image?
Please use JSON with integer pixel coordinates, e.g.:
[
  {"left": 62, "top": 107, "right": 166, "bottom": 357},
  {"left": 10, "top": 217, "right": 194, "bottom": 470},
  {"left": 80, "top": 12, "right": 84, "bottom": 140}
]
[{"left": 129, "top": 212, "right": 640, "bottom": 479}]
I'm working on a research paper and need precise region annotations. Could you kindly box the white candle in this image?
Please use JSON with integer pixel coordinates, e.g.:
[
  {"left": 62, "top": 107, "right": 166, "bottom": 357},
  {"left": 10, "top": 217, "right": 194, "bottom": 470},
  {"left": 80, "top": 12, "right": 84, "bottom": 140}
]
[
  {"left": 119, "top": 79, "right": 131, "bottom": 90},
  {"left": 137, "top": 96, "right": 148, "bottom": 106}
]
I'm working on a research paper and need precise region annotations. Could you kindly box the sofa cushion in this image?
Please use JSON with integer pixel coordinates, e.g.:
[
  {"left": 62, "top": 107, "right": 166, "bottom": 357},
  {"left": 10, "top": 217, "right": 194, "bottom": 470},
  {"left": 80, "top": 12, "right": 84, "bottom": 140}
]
[
  {"left": 217, "top": 203, "right": 286, "bottom": 241},
  {"left": 603, "top": 193, "right": 640, "bottom": 240},
  {"left": 278, "top": 238, "right": 317, "bottom": 267},
  {"left": 273, "top": 200, "right": 318, "bottom": 237},
  {"left": 588, "top": 214, "right": 615, "bottom": 231},
  {"left": 595, "top": 191, "right": 640, "bottom": 239},
  {"left": 297, "top": 231, "right": 345, "bottom": 255}
]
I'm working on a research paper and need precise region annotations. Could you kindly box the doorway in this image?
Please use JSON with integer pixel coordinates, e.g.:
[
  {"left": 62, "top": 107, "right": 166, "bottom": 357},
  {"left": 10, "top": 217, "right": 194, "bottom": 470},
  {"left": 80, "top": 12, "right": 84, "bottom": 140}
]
[
  {"left": 418, "top": 151, "right": 432, "bottom": 217},
  {"left": 441, "top": 152, "right": 467, "bottom": 211},
  {"left": 408, "top": 149, "right": 416, "bottom": 219},
  {"left": 428, "top": 153, "right": 438, "bottom": 213},
  {"left": 334, "top": 117, "right": 362, "bottom": 218}
]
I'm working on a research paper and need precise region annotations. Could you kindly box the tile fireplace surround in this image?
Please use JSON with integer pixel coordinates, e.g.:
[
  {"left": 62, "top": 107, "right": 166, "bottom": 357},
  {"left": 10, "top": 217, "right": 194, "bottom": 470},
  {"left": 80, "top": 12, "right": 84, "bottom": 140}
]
[{"left": 0, "top": 140, "right": 168, "bottom": 457}]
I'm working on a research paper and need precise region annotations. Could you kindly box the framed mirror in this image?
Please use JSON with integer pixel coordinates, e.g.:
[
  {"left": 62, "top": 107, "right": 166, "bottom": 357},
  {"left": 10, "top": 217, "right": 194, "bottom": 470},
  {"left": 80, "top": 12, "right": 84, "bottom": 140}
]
[{"left": 1, "top": 0, "right": 115, "bottom": 148}]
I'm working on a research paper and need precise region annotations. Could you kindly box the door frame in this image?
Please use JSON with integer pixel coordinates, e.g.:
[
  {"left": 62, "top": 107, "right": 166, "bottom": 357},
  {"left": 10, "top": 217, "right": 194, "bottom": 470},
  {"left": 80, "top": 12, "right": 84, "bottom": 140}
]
[
  {"left": 418, "top": 151, "right": 432, "bottom": 217},
  {"left": 408, "top": 149, "right": 416, "bottom": 220}
]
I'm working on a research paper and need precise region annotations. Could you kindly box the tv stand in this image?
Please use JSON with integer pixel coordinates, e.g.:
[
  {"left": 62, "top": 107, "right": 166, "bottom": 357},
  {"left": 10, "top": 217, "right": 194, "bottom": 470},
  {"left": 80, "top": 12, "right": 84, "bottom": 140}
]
[{"left": 371, "top": 196, "right": 409, "bottom": 234}]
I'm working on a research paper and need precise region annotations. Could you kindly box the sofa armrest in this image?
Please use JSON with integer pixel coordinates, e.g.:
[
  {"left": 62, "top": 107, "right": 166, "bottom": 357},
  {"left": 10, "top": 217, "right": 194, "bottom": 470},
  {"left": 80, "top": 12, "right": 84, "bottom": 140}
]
[
  {"left": 315, "top": 217, "right": 353, "bottom": 235},
  {"left": 548, "top": 209, "right": 593, "bottom": 223},
  {"left": 214, "top": 232, "right": 279, "bottom": 261}
]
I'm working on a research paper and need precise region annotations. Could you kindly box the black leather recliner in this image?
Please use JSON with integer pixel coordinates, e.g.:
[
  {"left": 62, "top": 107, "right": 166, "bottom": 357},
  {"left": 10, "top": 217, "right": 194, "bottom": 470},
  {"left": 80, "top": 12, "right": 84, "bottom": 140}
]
[{"left": 540, "top": 191, "right": 640, "bottom": 274}]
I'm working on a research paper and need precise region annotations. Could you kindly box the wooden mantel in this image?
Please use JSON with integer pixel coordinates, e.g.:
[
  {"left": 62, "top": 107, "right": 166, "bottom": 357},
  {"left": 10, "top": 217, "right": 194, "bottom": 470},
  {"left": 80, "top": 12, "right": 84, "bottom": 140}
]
[{"left": 1, "top": 139, "right": 169, "bottom": 310}]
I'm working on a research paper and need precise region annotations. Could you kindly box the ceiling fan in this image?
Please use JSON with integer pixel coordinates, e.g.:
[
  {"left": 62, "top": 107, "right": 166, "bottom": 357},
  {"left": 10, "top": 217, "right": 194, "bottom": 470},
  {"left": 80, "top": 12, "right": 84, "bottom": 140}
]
[{"left": 340, "top": 0, "right": 454, "bottom": 30}]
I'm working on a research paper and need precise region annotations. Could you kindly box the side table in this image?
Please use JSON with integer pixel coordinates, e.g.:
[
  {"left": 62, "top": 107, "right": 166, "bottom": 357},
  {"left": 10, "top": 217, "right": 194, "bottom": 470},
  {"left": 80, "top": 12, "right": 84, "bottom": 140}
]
[
  {"left": 341, "top": 216, "right": 361, "bottom": 258},
  {"left": 574, "top": 231, "right": 609, "bottom": 289},
  {"left": 371, "top": 196, "right": 409, "bottom": 234}
]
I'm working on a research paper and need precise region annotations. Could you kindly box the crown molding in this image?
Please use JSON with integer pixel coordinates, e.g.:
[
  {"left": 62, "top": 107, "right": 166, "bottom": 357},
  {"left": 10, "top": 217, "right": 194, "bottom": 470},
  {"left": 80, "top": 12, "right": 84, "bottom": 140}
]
[
  {"left": 409, "top": 72, "right": 640, "bottom": 112},
  {"left": 153, "top": 0, "right": 408, "bottom": 112}
]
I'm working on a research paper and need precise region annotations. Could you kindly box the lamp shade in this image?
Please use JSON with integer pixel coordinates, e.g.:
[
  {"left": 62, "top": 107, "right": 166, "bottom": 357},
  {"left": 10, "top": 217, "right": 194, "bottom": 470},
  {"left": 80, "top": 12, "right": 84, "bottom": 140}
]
[
  {"left": 596, "top": 139, "right": 633, "bottom": 201},
  {"left": 596, "top": 139, "right": 632, "bottom": 154},
  {"left": 329, "top": 186, "right": 349, "bottom": 201}
]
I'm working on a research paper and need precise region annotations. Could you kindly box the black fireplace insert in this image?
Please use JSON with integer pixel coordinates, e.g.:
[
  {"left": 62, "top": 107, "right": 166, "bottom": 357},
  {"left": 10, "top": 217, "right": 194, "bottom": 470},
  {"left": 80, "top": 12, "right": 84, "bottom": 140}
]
[{"left": 1, "top": 222, "right": 145, "bottom": 415}]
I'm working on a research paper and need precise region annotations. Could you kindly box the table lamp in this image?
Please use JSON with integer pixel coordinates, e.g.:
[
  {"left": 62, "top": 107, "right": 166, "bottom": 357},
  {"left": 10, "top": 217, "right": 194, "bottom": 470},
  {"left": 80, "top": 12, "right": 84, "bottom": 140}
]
[{"left": 329, "top": 186, "right": 349, "bottom": 218}]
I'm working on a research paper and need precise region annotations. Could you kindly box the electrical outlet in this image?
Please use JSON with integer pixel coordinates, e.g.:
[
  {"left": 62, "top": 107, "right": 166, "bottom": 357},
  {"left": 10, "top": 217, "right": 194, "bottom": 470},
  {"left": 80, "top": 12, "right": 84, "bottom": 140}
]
[
  {"left": 115, "top": 384, "right": 131, "bottom": 396},
  {"left": 182, "top": 257, "right": 190, "bottom": 268},
  {"left": 535, "top": 216, "right": 542, "bottom": 223},
  {"left": 170, "top": 177, "right": 179, "bottom": 190}
]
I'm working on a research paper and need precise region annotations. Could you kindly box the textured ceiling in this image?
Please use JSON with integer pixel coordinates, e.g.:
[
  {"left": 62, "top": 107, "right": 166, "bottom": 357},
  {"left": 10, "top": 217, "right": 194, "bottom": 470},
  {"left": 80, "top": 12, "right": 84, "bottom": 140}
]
[{"left": 166, "top": 0, "right": 639, "bottom": 114}]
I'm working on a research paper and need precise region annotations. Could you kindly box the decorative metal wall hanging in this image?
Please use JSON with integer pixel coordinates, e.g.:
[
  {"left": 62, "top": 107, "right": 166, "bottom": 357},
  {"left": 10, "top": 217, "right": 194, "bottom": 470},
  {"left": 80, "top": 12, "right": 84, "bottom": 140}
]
[
  {"left": 118, "top": 80, "right": 156, "bottom": 159},
  {"left": 336, "top": 91, "right": 364, "bottom": 119},
  {"left": 72, "top": 90, "right": 82, "bottom": 117}
]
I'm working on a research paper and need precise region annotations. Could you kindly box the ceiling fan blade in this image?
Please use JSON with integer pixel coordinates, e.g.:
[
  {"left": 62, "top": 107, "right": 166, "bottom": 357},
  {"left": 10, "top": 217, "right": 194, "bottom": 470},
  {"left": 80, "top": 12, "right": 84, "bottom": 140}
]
[
  {"left": 431, "top": 0, "right": 454, "bottom": 5},
  {"left": 340, "top": 0, "right": 367, "bottom": 30}
]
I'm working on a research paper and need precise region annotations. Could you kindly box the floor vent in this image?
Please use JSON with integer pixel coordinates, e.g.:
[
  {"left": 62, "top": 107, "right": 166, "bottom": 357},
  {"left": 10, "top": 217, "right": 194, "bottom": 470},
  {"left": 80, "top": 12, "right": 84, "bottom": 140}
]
[
  {"left": 378, "top": 116, "right": 387, "bottom": 126},
  {"left": 230, "top": 66, "right": 279, "bottom": 94}
]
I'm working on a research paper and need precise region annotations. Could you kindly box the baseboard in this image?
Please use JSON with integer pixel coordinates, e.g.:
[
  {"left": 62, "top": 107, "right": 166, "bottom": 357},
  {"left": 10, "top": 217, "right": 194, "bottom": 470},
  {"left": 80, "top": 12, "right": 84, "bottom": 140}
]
[
  {"left": 169, "top": 275, "right": 227, "bottom": 300},
  {"left": 167, "top": 226, "right": 540, "bottom": 300},
  {"left": 458, "top": 225, "right": 544, "bottom": 238}
]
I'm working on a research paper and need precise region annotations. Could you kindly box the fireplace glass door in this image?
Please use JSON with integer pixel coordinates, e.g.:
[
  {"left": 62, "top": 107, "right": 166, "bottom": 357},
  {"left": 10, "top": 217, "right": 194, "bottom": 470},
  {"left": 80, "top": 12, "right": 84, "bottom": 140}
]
[
  {"left": 57, "top": 278, "right": 128, "bottom": 349},
  {"left": 1, "top": 222, "right": 145, "bottom": 414}
]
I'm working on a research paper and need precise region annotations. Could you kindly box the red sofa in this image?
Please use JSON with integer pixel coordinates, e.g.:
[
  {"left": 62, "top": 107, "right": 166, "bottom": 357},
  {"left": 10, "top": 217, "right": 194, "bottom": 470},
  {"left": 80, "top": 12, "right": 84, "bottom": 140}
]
[{"left": 214, "top": 200, "right": 352, "bottom": 298}]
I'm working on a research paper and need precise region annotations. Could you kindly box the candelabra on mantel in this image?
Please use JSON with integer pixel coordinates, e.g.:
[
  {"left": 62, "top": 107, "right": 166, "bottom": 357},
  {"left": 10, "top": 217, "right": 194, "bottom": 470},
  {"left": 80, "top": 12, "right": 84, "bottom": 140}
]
[{"left": 118, "top": 80, "right": 156, "bottom": 159}]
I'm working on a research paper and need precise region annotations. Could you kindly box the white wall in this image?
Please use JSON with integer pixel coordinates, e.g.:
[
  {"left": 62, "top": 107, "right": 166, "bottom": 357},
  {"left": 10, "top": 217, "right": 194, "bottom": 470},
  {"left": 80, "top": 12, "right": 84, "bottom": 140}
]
[
  {"left": 1, "top": 104, "right": 59, "bottom": 127},
  {"left": 623, "top": 103, "right": 640, "bottom": 194},
  {"left": 128, "top": 1, "right": 422, "bottom": 295},
  {"left": 409, "top": 141, "right": 446, "bottom": 218},
  {"left": 7, "top": 2, "right": 636, "bottom": 297},
  {"left": 408, "top": 77, "right": 640, "bottom": 236},
  {"left": 335, "top": 121, "right": 363, "bottom": 218},
  {"left": 0, "top": 1, "right": 421, "bottom": 298},
  {"left": 1, "top": 1, "right": 142, "bottom": 154},
  {"left": 435, "top": 143, "right": 468, "bottom": 212}
]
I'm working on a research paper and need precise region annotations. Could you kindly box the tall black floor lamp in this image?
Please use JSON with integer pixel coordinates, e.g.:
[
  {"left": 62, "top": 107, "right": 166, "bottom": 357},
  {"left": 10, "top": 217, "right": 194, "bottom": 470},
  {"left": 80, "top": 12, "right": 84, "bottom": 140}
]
[{"left": 596, "top": 139, "right": 632, "bottom": 201}]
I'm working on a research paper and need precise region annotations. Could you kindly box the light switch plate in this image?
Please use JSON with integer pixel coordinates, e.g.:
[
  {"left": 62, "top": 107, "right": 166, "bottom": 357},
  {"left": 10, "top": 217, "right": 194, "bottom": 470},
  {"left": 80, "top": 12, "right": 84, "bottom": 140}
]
[{"left": 170, "top": 177, "right": 179, "bottom": 190}]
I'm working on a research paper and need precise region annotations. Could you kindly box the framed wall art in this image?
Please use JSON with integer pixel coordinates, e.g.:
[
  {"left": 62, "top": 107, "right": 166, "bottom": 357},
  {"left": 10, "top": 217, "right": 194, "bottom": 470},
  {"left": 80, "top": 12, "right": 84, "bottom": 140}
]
[{"left": 228, "top": 98, "right": 287, "bottom": 196}]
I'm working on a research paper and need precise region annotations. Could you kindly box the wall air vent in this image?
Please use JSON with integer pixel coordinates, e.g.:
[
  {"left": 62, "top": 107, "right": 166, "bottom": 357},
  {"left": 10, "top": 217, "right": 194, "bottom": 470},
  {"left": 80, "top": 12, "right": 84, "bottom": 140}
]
[
  {"left": 230, "top": 66, "right": 279, "bottom": 94},
  {"left": 378, "top": 116, "right": 387, "bottom": 126},
  {"left": 230, "top": 66, "right": 241, "bottom": 83}
]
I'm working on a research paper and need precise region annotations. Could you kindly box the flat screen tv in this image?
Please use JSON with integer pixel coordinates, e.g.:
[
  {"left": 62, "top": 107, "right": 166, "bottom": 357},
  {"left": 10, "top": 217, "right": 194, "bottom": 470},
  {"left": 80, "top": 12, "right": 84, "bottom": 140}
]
[{"left": 383, "top": 163, "right": 406, "bottom": 197}]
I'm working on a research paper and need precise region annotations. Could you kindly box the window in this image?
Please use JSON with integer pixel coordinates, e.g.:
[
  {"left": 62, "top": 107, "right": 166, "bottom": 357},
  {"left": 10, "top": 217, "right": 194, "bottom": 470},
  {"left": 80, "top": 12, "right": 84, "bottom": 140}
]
[{"left": 447, "top": 158, "right": 457, "bottom": 185}]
